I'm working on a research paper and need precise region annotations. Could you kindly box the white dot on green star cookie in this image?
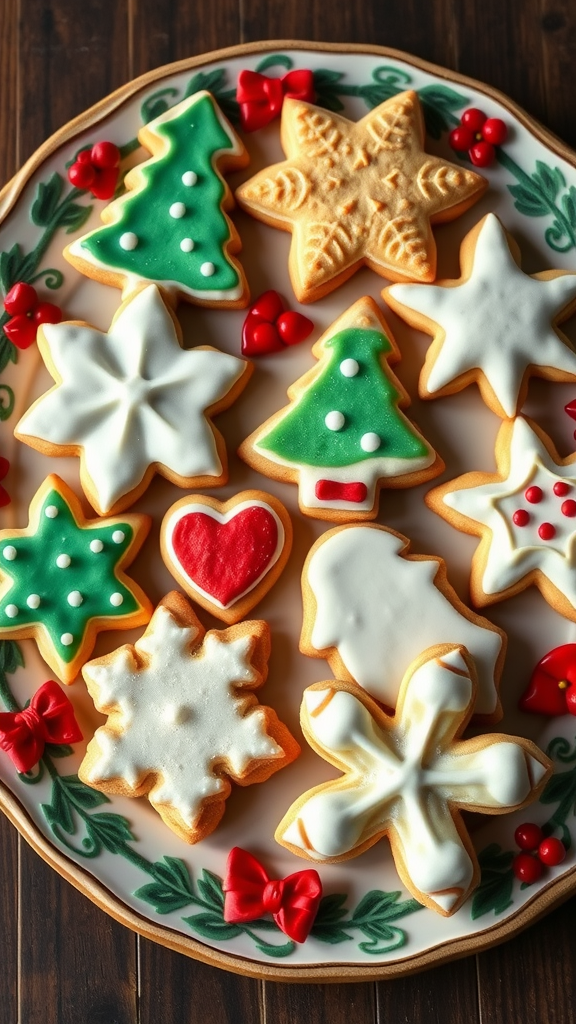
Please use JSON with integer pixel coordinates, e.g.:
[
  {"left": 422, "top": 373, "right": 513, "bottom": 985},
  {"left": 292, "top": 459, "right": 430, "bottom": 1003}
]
[
  {"left": 112, "top": 531, "right": 125, "bottom": 544},
  {"left": 45, "top": 505, "right": 58, "bottom": 518},
  {"left": 325, "top": 411, "right": 345, "bottom": 431},
  {"left": 56, "top": 553, "right": 71, "bottom": 568},
  {"left": 110, "top": 592, "right": 124, "bottom": 607},
  {"left": 361, "top": 432, "right": 381, "bottom": 452},
  {"left": 180, "top": 238, "right": 195, "bottom": 252},
  {"left": 5, "top": 604, "right": 18, "bottom": 618},
  {"left": 26, "top": 594, "right": 40, "bottom": 609},
  {"left": 200, "top": 262, "right": 215, "bottom": 277},
  {"left": 67, "top": 591, "right": 83, "bottom": 607},
  {"left": 169, "top": 202, "right": 186, "bottom": 219},
  {"left": 340, "top": 358, "right": 359, "bottom": 377},
  {"left": 61, "top": 633, "right": 74, "bottom": 646},
  {"left": 90, "top": 539, "right": 104, "bottom": 553},
  {"left": 3, "top": 546, "right": 16, "bottom": 561},
  {"left": 182, "top": 171, "right": 197, "bottom": 186},
  {"left": 119, "top": 232, "right": 138, "bottom": 251}
]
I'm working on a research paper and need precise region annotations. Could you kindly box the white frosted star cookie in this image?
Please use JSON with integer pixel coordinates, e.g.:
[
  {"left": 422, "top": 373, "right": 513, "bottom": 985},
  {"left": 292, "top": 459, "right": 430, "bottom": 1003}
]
[
  {"left": 385, "top": 213, "right": 576, "bottom": 418},
  {"left": 16, "top": 285, "right": 252, "bottom": 515},
  {"left": 276, "top": 644, "right": 550, "bottom": 916},
  {"left": 426, "top": 415, "right": 576, "bottom": 619}
]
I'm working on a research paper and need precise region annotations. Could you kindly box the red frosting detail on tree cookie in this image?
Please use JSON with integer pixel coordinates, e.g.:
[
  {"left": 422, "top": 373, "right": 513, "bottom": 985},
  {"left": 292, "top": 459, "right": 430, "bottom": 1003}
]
[
  {"left": 3, "top": 284, "right": 62, "bottom": 350},
  {"left": 223, "top": 846, "right": 322, "bottom": 943},
  {"left": 237, "top": 69, "right": 316, "bottom": 132},
  {"left": 67, "top": 141, "right": 121, "bottom": 200},
  {"left": 520, "top": 643, "right": 576, "bottom": 716},
  {"left": 449, "top": 108, "right": 507, "bottom": 167},
  {"left": 0, "top": 680, "right": 82, "bottom": 773},
  {"left": 315, "top": 480, "right": 368, "bottom": 503},
  {"left": 171, "top": 507, "right": 279, "bottom": 607},
  {"left": 242, "top": 290, "right": 314, "bottom": 356}
]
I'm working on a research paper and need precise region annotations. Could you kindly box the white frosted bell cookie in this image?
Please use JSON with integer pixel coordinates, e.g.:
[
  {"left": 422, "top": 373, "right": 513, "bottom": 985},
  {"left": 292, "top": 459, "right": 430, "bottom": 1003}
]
[
  {"left": 385, "top": 213, "right": 576, "bottom": 418},
  {"left": 79, "top": 592, "right": 300, "bottom": 845},
  {"left": 276, "top": 644, "right": 551, "bottom": 916}
]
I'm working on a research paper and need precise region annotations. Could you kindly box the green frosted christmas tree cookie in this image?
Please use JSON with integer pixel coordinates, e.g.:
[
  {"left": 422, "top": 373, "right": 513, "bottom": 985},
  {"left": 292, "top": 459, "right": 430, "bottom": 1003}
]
[
  {"left": 65, "top": 91, "right": 250, "bottom": 307},
  {"left": 239, "top": 297, "right": 443, "bottom": 521}
]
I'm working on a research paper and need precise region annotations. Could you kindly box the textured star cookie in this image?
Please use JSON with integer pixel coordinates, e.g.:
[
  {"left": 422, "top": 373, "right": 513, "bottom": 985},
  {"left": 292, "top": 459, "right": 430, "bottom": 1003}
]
[
  {"left": 16, "top": 285, "right": 252, "bottom": 515},
  {"left": 0, "top": 475, "right": 152, "bottom": 683},
  {"left": 65, "top": 92, "right": 250, "bottom": 308},
  {"left": 426, "top": 416, "right": 576, "bottom": 619},
  {"left": 79, "top": 592, "right": 300, "bottom": 844},
  {"left": 276, "top": 644, "right": 550, "bottom": 916},
  {"left": 301, "top": 523, "right": 505, "bottom": 720},
  {"left": 385, "top": 213, "right": 576, "bottom": 418},
  {"left": 236, "top": 91, "right": 486, "bottom": 302}
]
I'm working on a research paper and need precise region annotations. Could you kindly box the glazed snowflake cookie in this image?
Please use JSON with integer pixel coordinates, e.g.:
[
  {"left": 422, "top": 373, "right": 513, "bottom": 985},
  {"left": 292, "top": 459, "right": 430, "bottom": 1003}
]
[
  {"left": 79, "top": 592, "right": 300, "bottom": 844},
  {"left": 0, "top": 475, "right": 152, "bottom": 683},
  {"left": 65, "top": 92, "right": 250, "bottom": 308},
  {"left": 276, "top": 644, "right": 551, "bottom": 916},
  {"left": 427, "top": 415, "right": 576, "bottom": 621},
  {"left": 384, "top": 213, "right": 576, "bottom": 418},
  {"left": 161, "top": 490, "right": 292, "bottom": 624},
  {"left": 238, "top": 296, "right": 443, "bottom": 521},
  {"left": 15, "top": 285, "right": 252, "bottom": 516},
  {"left": 301, "top": 523, "right": 505, "bottom": 720},
  {"left": 236, "top": 90, "right": 486, "bottom": 302}
]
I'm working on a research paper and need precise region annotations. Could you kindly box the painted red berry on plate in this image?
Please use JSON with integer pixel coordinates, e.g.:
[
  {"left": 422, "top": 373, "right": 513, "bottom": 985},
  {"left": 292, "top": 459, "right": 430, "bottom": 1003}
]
[
  {"left": 513, "top": 852, "right": 543, "bottom": 884},
  {"left": 461, "top": 107, "right": 486, "bottom": 132},
  {"left": 538, "top": 837, "right": 566, "bottom": 866},
  {"left": 91, "top": 141, "right": 121, "bottom": 169},
  {"left": 449, "top": 107, "right": 508, "bottom": 166},
  {"left": 482, "top": 117, "right": 507, "bottom": 144},
  {"left": 68, "top": 161, "right": 96, "bottom": 189},
  {"left": 4, "top": 281, "right": 38, "bottom": 316},
  {"left": 448, "top": 126, "right": 475, "bottom": 151},
  {"left": 32, "top": 302, "right": 62, "bottom": 327},
  {"left": 514, "top": 822, "right": 543, "bottom": 851},
  {"left": 470, "top": 141, "right": 495, "bottom": 167}
]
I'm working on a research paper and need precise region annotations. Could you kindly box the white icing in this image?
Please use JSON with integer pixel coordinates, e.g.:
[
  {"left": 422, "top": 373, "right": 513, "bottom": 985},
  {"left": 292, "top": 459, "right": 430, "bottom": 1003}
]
[
  {"left": 388, "top": 214, "right": 576, "bottom": 418},
  {"left": 112, "top": 531, "right": 125, "bottom": 544},
  {"left": 119, "top": 231, "right": 139, "bottom": 251},
  {"left": 182, "top": 171, "right": 197, "bottom": 186},
  {"left": 169, "top": 202, "right": 186, "bottom": 219},
  {"left": 82, "top": 605, "right": 281, "bottom": 830},
  {"left": 162, "top": 499, "right": 285, "bottom": 610},
  {"left": 45, "top": 506, "right": 58, "bottom": 518},
  {"left": 325, "top": 410, "right": 345, "bottom": 431},
  {"left": 442, "top": 416, "right": 576, "bottom": 609},
  {"left": 110, "top": 593, "right": 124, "bottom": 606},
  {"left": 17, "top": 286, "right": 247, "bottom": 514},
  {"left": 61, "top": 633, "right": 74, "bottom": 646},
  {"left": 5, "top": 604, "right": 18, "bottom": 618},
  {"left": 180, "top": 238, "right": 194, "bottom": 252},
  {"left": 56, "top": 554, "right": 71, "bottom": 568},
  {"left": 3, "top": 546, "right": 16, "bottom": 561},
  {"left": 305, "top": 525, "right": 503, "bottom": 715},
  {"left": 278, "top": 647, "right": 543, "bottom": 914},
  {"left": 200, "top": 261, "right": 215, "bottom": 277},
  {"left": 360, "top": 432, "right": 380, "bottom": 452},
  {"left": 340, "top": 358, "right": 359, "bottom": 377},
  {"left": 90, "top": 539, "right": 104, "bottom": 553},
  {"left": 67, "top": 591, "right": 83, "bottom": 607},
  {"left": 26, "top": 595, "right": 40, "bottom": 609}
]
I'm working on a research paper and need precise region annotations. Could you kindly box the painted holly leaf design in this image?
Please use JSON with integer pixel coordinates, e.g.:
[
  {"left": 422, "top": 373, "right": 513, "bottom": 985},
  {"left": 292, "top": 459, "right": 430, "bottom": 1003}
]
[
  {"left": 310, "top": 893, "right": 351, "bottom": 943},
  {"left": 313, "top": 69, "right": 348, "bottom": 113},
  {"left": 134, "top": 856, "right": 197, "bottom": 914},
  {"left": 0, "top": 639, "right": 24, "bottom": 677},
  {"left": 470, "top": 843, "right": 515, "bottom": 920},
  {"left": 348, "top": 890, "right": 422, "bottom": 954},
  {"left": 539, "top": 736, "right": 576, "bottom": 848},
  {"left": 84, "top": 811, "right": 136, "bottom": 855},
  {"left": 417, "top": 84, "right": 469, "bottom": 139}
]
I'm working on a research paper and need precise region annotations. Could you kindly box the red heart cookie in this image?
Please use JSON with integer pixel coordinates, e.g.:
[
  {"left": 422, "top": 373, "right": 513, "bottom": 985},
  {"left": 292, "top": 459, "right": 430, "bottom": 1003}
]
[{"left": 161, "top": 491, "right": 293, "bottom": 624}]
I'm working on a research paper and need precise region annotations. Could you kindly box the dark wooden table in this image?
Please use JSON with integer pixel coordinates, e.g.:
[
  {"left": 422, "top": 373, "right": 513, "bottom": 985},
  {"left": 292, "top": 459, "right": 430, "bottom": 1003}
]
[{"left": 2, "top": 2, "right": 576, "bottom": 1021}]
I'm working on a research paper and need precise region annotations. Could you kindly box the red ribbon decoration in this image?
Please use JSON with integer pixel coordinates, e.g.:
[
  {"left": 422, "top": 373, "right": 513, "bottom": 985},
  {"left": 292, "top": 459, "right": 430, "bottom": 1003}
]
[
  {"left": 0, "top": 680, "right": 83, "bottom": 773},
  {"left": 237, "top": 69, "right": 316, "bottom": 132},
  {"left": 223, "top": 847, "right": 322, "bottom": 943}
]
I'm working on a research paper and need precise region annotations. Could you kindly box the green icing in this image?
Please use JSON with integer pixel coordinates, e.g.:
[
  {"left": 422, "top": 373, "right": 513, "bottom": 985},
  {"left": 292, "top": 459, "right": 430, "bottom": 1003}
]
[
  {"left": 80, "top": 93, "right": 240, "bottom": 295},
  {"left": 0, "top": 488, "right": 139, "bottom": 662},
  {"left": 258, "top": 328, "right": 429, "bottom": 468}
]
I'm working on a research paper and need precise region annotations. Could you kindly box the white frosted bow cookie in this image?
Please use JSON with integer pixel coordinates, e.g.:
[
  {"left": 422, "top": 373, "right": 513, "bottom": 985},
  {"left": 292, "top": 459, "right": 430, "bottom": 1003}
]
[{"left": 276, "top": 644, "right": 551, "bottom": 916}]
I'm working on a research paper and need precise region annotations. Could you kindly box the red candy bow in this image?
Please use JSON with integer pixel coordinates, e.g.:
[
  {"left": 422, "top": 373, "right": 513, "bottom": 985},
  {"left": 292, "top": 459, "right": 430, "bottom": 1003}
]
[
  {"left": 223, "top": 847, "right": 322, "bottom": 943},
  {"left": 242, "top": 290, "right": 314, "bottom": 356},
  {"left": 237, "top": 69, "right": 315, "bottom": 132},
  {"left": 0, "top": 680, "right": 83, "bottom": 773}
]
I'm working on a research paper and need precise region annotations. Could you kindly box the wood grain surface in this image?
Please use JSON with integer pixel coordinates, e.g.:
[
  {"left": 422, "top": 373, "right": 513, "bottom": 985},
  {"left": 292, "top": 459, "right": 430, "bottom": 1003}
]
[{"left": 2, "top": 1, "right": 576, "bottom": 1021}]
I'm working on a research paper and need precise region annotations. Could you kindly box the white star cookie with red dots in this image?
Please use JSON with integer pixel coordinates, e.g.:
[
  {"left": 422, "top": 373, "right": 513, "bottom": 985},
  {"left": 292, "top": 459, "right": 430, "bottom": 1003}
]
[
  {"left": 385, "top": 214, "right": 576, "bottom": 418},
  {"left": 426, "top": 416, "right": 576, "bottom": 619}
]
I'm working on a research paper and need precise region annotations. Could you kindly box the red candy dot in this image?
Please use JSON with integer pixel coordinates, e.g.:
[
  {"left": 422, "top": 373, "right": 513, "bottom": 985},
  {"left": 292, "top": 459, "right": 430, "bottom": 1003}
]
[
  {"left": 469, "top": 141, "right": 495, "bottom": 167},
  {"left": 538, "top": 522, "right": 556, "bottom": 540},
  {"left": 525, "top": 486, "right": 543, "bottom": 503},
  {"left": 538, "top": 837, "right": 566, "bottom": 866},
  {"left": 461, "top": 107, "right": 487, "bottom": 132},
  {"left": 68, "top": 161, "right": 96, "bottom": 189},
  {"left": 513, "top": 852, "right": 543, "bottom": 884},
  {"left": 514, "top": 822, "right": 543, "bottom": 851},
  {"left": 449, "top": 126, "right": 475, "bottom": 151},
  {"left": 513, "top": 509, "right": 530, "bottom": 527},
  {"left": 562, "top": 499, "right": 576, "bottom": 517},
  {"left": 553, "top": 481, "right": 570, "bottom": 496},
  {"left": 482, "top": 117, "right": 507, "bottom": 145},
  {"left": 91, "top": 141, "right": 121, "bottom": 169},
  {"left": 76, "top": 149, "right": 93, "bottom": 165}
]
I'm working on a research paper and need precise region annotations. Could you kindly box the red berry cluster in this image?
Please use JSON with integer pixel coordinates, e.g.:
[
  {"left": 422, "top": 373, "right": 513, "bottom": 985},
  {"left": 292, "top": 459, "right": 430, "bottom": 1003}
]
[
  {"left": 67, "top": 141, "right": 121, "bottom": 200},
  {"left": 513, "top": 823, "right": 566, "bottom": 884},
  {"left": 449, "top": 108, "right": 507, "bottom": 167},
  {"left": 3, "top": 283, "right": 62, "bottom": 350},
  {"left": 242, "top": 290, "right": 314, "bottom": 356}
]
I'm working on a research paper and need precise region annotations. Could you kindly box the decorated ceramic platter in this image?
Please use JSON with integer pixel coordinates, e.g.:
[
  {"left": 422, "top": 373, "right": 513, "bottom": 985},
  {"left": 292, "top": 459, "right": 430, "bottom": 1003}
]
[{"left": 2, "top": 41, "right": 576, "bottom": 981}]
